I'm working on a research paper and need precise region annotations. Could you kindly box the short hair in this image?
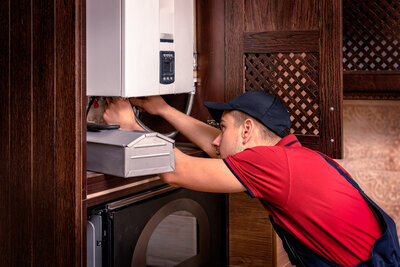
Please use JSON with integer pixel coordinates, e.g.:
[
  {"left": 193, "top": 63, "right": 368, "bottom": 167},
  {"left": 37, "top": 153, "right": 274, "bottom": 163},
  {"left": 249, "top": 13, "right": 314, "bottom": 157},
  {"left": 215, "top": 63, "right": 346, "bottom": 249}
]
[{"left": 229, "top": 110, "right": 279, "bottom": 140}]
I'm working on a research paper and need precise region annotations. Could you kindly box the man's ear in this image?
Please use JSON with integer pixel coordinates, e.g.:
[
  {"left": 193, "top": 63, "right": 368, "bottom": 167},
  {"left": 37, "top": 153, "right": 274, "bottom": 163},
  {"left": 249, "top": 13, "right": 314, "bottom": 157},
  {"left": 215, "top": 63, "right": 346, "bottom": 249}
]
[{"left": 241, "top": 119, "right": 254, "bottom": 144}]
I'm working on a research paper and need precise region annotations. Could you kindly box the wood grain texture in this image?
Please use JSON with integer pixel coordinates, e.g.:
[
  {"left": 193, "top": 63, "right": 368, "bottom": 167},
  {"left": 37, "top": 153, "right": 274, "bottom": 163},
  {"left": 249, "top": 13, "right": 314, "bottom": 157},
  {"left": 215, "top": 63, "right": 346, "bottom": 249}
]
[
  {"left": 9, "top": 0, "right": 32, "bottom": 265},
  {"left": 244, "top": 0, "right": 319, "bottom": 32},
  {"left": 225, "top": 0, "right": 245, "bottom": 101},
  {"left": 344, "top": 72, "right": 400, "bottom": 100},
  {"left": 319, "top": 0, "right": 343, "bottom": 158},
  {"left": 229, "top": 193, "right": 275, "bottom": 267},
  {"left": 0, "top": 1, "right": 10, "bottom": 265},
  {"left": 195, "top": 0, "right": 225, "bottom": 118},
  {"left": 1, "top": 1, "right": 84, "bottom": 266},
  {"left": 32, "top": 0, "right": 56, "bottom": 265},
  {"left": 55, "top": 0, "right": 83, "bottom": 265},
  {"left": 244, "top": 31, "right": 319, "bottom": 53}
]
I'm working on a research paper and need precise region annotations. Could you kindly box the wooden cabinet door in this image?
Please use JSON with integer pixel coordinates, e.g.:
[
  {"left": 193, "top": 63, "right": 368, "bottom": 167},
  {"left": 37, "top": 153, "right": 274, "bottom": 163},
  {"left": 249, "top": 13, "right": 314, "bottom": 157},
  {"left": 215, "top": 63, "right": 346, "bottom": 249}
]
[
  {"left": 223, "top": 1, "right": 342, "bottom": 266},
  {"left": 226, "top": 0, "right": 342, "bottom": 159}
]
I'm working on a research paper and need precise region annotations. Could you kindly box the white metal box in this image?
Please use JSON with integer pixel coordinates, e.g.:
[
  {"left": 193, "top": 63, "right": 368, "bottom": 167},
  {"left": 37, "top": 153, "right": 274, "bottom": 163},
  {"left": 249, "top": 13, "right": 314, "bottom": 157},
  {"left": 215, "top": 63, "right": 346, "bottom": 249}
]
[
  {"left": 87, "top": 130, "right": 175, "bottom": 177},
  {"left": 86, "top": 0, "right": 194, "bottom": 97}
]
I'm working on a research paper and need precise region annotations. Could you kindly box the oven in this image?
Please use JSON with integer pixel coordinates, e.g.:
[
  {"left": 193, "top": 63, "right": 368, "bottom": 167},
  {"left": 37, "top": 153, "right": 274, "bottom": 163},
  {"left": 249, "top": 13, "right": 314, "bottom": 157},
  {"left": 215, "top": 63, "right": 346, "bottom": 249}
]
[{"left": 87, "top": 184, "right": 227, "bottom": 267}]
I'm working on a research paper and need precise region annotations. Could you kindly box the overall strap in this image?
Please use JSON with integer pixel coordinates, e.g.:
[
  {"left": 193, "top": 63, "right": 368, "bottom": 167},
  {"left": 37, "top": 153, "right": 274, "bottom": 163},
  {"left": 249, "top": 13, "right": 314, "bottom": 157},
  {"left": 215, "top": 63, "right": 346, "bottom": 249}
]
[
  {"left": 318, "top": 153, "right": 400, "bottom": 266},
  {"left": 269, "top": 215, "right": 339, "bottom": 267}
]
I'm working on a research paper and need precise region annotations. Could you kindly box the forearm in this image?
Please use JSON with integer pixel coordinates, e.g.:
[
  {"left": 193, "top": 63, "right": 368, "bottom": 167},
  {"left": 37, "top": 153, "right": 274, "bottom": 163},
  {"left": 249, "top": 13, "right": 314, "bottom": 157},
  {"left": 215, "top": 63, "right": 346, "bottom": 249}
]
[
  {"left": 160, "top": 148, "right": 245, "bottom": 193},
  {"left": 159, "top": 105, "right": 220, "bottom": 158}
]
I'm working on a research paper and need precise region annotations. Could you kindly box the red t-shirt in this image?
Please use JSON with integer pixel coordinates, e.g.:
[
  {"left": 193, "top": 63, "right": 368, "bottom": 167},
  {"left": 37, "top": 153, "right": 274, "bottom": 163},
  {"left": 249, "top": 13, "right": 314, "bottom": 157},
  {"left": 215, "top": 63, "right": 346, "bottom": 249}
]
[{"left": 223, "top": 135, "right": 382, "bottom": 267}]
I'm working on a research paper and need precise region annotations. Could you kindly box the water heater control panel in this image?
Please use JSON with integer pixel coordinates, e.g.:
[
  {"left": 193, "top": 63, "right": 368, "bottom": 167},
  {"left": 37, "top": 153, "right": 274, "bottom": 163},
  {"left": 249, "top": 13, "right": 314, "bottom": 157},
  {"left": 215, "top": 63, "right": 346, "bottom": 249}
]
[{"left": 160, "top": 51, "right": 175, "bottom": 84}]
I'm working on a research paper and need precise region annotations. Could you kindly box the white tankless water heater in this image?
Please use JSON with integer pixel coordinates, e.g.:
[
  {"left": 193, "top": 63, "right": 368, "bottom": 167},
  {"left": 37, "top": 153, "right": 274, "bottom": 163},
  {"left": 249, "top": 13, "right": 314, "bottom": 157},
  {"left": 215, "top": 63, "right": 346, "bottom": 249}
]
[{"left": 86, "top": 0, "right": 194, "bottom": 97}]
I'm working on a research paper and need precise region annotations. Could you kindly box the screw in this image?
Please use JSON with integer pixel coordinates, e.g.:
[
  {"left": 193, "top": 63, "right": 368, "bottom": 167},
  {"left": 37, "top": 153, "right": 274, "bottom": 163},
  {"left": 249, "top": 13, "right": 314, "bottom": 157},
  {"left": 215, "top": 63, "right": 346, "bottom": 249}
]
[
  {"left": 330, "top": 139, "right": 335, "bottom": 143},
  {"left": 329, "top": 107, "right": 334, "bottom": 111}
]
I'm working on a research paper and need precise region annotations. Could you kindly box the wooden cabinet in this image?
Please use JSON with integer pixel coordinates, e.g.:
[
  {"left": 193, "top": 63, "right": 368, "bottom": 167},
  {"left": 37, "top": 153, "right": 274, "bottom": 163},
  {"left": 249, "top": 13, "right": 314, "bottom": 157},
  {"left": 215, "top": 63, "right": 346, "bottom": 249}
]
[{"left": 343, "top": 0, "right": 400, "bottom": 99}]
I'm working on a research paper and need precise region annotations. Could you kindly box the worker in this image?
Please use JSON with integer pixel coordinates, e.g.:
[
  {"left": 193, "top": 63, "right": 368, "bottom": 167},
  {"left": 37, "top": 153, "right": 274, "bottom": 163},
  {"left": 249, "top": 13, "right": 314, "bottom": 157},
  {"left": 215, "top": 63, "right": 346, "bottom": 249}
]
[{"left": 103, "top": 90, "right": 400, "bottom": 266}]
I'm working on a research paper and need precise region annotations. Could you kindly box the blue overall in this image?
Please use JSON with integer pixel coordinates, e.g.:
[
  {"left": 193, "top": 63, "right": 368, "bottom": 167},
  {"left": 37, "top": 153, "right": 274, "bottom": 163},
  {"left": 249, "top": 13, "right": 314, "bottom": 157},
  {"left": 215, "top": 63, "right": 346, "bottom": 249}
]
[{"left": 270, "top": 153, "right": 400, "bottom": 266}]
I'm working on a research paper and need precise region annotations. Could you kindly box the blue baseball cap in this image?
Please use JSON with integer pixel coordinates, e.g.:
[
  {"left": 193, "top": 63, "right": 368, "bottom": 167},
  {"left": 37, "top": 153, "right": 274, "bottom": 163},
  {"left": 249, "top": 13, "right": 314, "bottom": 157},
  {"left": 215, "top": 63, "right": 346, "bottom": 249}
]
[{"left": 203, "top": 90, "right": 291, "bottom": 137}]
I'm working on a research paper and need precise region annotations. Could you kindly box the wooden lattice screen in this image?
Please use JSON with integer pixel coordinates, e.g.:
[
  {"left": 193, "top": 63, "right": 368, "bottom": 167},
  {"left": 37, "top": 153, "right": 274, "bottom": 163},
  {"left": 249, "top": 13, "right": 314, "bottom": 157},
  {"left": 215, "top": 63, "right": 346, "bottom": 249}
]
[
  {"left": 245, "top": 52, "right": 320, "bottom": 136},
  {"left": 343, "top": 0, "right": 400, "bottom": 71},
  {"left": 343, "top": 0, "right": 400, "bottom": 99}
]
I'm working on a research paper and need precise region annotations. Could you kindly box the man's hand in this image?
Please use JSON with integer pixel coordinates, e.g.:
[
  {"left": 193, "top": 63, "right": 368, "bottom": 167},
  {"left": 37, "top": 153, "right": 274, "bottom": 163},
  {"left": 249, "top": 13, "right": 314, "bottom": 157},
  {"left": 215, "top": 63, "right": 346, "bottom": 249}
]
[
  {"left": 103, "top": 98, "right": 143, "bottom": 131},
  {"left": 129, "top": 95, "right": 169, "bottom": 116}
]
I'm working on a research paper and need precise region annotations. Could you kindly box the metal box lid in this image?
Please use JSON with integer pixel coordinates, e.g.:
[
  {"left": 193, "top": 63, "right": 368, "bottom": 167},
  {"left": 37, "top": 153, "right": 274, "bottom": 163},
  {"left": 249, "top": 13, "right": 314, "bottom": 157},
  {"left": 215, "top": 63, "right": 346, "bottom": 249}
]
[
  {"left": 87, "top": 130, "right": 175, "bottom": 178},
  {"left": 87, "top": 130, "right": 174, "bottom": 147}
]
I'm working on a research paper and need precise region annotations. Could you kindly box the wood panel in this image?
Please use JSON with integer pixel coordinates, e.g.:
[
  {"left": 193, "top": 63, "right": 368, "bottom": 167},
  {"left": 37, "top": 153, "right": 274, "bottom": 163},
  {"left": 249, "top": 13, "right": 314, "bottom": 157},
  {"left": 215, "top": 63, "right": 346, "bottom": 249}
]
[
  {"left": 9, "top": 0, "right": 32, "bottom": 265},
  {"left": 244, "top": 0, "right": 320, "bottom": 32},
  {"left": 229, "top": 193, "right": 275, "bottom": 267},
  {"left": 225, "top": 0, "right": 245, "bottom": 101},
  {"left": 0, "top": 1, "right": 10, "bottom": 265},
  {"left": 55, "top": 0, "right": 83, "bottom": 265},
  {"left": 194, "top": 0, "right": 225, "bottom": 118},
  {"left": 319, "top": 0, "right": 342, "bottom": 157},
  {"left": 32, "top": 0, "right": 56, "bottom": 265},
  {"left": 344, "top": 73, "right": 400, "bottom": 100},
  {"left": 244, "top": 31, "right": 320, "bottom": 53},
  {"left": 0, "top": 1, "right": 84, "bottom": 266}
]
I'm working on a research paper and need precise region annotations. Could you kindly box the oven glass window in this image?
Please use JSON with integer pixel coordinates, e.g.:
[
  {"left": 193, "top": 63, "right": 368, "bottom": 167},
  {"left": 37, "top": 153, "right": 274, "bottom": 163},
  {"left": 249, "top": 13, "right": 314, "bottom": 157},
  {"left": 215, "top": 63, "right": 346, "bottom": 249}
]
[{"left": 146, "top": 211, "right": 198, "bottom": 266}]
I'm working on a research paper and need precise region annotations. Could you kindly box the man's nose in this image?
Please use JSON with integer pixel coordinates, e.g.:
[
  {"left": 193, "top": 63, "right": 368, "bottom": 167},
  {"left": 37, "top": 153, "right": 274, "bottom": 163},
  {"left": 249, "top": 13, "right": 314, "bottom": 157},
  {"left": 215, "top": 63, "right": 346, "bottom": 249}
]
[{"left": 212, "top": 134, "right": 221, "bottom": 147}]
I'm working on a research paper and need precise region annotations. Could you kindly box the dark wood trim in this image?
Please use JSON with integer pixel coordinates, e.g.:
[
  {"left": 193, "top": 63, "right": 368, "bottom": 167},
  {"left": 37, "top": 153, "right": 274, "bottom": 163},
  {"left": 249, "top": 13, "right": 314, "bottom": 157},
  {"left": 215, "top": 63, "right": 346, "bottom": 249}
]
[
  {"left": 9, "top": 0, "right": 33, "bottom": 265},
  {"left": 0, "top": 0, "right": 10, "bottom": 265},
  {"left": 343, "top": 72, "right": 400, "bottom": 100},
  {"left": 85, "top": 178, "right": 166, "bottom": 207},
  {"left": 244, "top": 31, "right": 320, "bottom": 53},
  {"left": 319, "top": 0, "right": 342, "bottom": 158},
  {"left": 82, "top": 0, "right": 87, "bottom": 201},
  {"left": 194, "top": 0, "right": 225, "bottom": 117},
  {"left": 55, "top": 0, "right": 84, "bottom": 265},
  {"left": 32, "top": 0, "right": 56, "bottom": 265},
  {"left": 225, "top": 0, "right": 245, "bottom": 101}
]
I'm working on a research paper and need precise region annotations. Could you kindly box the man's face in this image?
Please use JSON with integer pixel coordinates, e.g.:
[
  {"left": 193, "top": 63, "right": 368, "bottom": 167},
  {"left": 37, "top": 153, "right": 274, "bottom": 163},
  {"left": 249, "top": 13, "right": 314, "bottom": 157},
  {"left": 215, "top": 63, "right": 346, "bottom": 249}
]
[{"left": 212, "top": 111, "right": 244, "bottom": 158}]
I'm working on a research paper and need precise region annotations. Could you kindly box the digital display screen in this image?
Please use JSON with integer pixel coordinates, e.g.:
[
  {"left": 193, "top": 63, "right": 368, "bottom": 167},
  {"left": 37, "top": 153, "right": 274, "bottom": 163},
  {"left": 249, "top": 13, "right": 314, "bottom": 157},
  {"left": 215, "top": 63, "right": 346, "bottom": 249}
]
[{"left": 163, "top": 61, "right": 172, "bottom": 73}]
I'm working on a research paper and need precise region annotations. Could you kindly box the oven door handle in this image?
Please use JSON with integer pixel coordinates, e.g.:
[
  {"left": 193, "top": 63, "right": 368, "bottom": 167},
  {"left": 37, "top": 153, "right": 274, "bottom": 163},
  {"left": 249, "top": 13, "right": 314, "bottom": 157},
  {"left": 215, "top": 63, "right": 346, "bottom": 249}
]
[{"left": 105, "top": 184, "right": 176, "bottom": 211}]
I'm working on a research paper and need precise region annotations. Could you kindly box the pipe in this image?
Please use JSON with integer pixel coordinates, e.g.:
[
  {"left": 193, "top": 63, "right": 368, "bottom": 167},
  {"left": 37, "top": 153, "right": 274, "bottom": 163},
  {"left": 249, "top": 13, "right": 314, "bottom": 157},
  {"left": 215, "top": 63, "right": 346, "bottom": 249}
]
[{"left": 133, "top": 90, "right": 195, "bottom": 139}]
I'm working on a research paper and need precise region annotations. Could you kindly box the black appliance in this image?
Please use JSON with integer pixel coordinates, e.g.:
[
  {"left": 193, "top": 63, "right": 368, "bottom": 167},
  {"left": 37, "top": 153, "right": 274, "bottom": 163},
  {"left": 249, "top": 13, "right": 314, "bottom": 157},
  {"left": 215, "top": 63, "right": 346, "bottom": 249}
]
[{"left": 87, "top": 185, "right": 227, "bottom": 267}]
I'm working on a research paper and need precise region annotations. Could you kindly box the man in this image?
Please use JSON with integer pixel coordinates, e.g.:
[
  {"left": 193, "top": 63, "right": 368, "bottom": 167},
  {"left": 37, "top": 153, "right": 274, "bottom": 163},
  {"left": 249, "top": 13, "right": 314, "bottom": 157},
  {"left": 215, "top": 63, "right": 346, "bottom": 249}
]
[{"left": 103, "top": 90, "right": 400, "bottom": 266}]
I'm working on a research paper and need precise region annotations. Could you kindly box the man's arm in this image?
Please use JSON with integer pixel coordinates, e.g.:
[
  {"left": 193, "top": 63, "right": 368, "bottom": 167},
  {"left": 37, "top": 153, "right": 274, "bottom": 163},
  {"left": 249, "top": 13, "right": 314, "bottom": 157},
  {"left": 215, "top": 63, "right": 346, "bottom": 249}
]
[
  {"left": 104, "top": 96, "right": 221, "bottom": 158},
  {"left": 146, "top": 102, "right": 220, "bottom": 158},
  {"left": 160, "top": 148, "right": 246, "bottom": 193}
]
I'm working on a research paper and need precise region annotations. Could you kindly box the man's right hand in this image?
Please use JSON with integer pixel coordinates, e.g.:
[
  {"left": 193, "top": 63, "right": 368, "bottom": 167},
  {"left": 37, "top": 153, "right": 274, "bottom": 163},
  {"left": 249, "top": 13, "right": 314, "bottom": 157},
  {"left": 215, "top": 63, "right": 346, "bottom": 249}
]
[{"left": 129, "top": 96, "right": 169, "bottom": 116}]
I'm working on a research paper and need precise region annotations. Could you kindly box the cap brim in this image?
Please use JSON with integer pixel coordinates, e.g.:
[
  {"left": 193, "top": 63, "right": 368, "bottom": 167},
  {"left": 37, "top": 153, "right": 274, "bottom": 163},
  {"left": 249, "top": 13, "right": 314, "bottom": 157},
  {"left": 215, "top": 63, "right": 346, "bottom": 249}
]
[{"left": 203, "top": 102, "right": 233, "bottom": 122}]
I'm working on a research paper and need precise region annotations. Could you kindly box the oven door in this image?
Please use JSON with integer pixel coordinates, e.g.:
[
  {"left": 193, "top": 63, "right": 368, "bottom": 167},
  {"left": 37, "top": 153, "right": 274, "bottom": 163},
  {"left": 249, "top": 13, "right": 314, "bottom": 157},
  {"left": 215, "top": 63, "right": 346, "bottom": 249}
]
[{"left": 101, "top": 185, "right": 227, "bottom": 267}]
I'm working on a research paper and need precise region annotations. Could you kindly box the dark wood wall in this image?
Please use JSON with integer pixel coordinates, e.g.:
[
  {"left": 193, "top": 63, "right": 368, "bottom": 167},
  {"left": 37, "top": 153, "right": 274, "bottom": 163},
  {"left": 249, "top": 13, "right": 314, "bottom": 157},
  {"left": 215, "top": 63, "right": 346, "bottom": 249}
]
[{"left": 0, "top": 1, "right": 85, "bottom": 266}]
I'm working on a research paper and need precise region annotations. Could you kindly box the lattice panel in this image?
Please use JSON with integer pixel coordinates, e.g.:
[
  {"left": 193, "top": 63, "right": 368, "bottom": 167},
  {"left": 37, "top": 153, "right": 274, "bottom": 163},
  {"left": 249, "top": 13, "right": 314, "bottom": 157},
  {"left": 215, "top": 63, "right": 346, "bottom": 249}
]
[
  {"left": 244, "top": 53, "right": 320, "bottom": 136},
  {"left": 343, "top": 0, "right": 400, "bottom": 71}
]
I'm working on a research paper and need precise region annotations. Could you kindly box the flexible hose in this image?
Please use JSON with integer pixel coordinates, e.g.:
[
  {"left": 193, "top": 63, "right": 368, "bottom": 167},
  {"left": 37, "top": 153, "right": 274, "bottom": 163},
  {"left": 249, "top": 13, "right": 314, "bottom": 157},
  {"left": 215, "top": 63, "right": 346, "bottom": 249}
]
[{"left": 133, "top": 91, "right": 195, "bottom": 139}]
